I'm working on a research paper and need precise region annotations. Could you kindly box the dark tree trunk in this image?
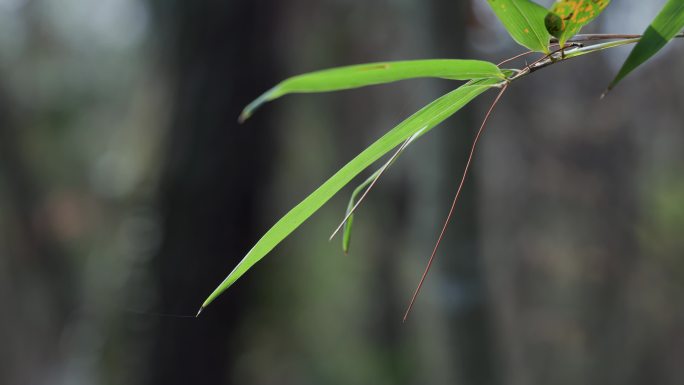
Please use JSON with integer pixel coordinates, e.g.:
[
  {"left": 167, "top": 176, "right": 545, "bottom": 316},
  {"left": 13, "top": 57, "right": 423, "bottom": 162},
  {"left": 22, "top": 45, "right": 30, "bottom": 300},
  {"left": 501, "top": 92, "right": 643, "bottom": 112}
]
[{"left": 145, "top": 1, "right": 278, "bottom": 384}]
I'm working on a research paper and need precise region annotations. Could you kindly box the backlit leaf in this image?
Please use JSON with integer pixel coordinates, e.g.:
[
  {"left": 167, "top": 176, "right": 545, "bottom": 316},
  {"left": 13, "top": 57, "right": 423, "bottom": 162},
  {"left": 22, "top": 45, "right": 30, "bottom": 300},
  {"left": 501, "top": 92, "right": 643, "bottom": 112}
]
[
  {"left": 608, "top": 0, "right": 684, "bottom": 91},
  {"left": 340, "top": 131, "right": 421, "bottom": 254},
  {"left": 200, "top": 77, "right": 505, "bottom": 311},
  {"left": 239, "top": 60, "right": 504, "bottom": 122},
  {"left": 486, "top": 0, "right": 552, "bottom": 53}
]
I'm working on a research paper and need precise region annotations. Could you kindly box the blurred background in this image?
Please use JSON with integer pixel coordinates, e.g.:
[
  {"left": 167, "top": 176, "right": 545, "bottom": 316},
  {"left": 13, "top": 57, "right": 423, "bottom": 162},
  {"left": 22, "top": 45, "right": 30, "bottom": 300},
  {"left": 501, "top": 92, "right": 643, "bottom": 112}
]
[{"left": 1, "top": 1, "right": 683, "bottom": 384}]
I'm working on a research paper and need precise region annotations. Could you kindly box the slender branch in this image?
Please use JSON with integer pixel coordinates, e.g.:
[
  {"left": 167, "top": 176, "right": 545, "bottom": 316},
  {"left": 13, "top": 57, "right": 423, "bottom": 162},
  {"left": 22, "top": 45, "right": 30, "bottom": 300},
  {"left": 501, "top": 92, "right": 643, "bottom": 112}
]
[
  {"left": 557, "top": 32, "right": 684, "bottom": 43},
  {"left": 497, "top": 50, "right": 534, "bottom": 67},
  {"left": 504, "top": 32, "right": 684, "bottom": 83},
  {"left": 399, "top": 31, "right": 684, "bottom": 321},
  {"left": 508, "top": 37, "right": 640, "bottom": 82},
  {"left": 497, "top": 42, "right": 584, "bottom": 67},
  {"left": 402, "top": 83, "right": 509, "bottom": 323},
  {"left": 399, "top": 31, "right": 684, "bottom": 320}
]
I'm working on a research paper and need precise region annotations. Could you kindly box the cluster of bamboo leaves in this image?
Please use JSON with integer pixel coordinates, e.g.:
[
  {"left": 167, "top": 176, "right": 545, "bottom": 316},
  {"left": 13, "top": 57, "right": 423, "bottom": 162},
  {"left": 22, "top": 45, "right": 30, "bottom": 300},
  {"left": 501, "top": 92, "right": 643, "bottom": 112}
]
[{"left": 199, "top": 0, "right": 684, "bottom": 313}]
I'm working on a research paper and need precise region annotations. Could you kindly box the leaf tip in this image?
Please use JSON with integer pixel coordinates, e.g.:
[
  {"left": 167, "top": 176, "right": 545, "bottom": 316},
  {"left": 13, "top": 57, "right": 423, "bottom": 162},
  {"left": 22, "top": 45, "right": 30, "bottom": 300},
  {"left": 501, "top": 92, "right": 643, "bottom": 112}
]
[
  {"left": 239, "top": 87, "right": 279, "bottom": 124},
  {"left": 195, "top": 306, "right": 204, "bottom": 318},
  {"left": 237, "top": 110, "right": 250, "bottom": 124},
  {"left": 342, "top": 214, "right": 354, "bottom": 254},
  {"left": 600, "top": 89, "right": 609, "bottom": 100},
  {"left": 342, "top": 237, "right": 351, "bottom": 254},
  {"left": 342, "top": 233, "right": 351, "bottom": 254},
  {"left": 602, "top": 81, "right": 617, "bottom": 99}
]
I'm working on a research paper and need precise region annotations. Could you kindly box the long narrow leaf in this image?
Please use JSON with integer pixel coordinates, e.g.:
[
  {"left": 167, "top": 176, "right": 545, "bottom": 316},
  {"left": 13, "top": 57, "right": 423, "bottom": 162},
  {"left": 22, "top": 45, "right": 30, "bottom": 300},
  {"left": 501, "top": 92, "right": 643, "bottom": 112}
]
[
  {"left": 342, "top": 169, "right": 379, "bottom": 255},
  {"left": 608, "top": 0, "right": 684, "bottom": 91},
  {"left": 339, "top": 128, "right": 423, "bottom": 254},
  {"left": 239, "top": 60, "right": 504, "bottom": 122},
  {"left": 486, "top": 0, "right": 551, "bottom": 53},
  {"left": 201, "top": 78, "right": 504, "bottom": 310}
]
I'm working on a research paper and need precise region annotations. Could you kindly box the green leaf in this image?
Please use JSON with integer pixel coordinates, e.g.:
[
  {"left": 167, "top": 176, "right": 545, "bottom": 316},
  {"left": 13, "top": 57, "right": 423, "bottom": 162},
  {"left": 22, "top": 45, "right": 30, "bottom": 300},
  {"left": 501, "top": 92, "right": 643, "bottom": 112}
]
[
  {"left": 342, "top": 170, "right": 378, "bottom": 255},
  {"left": 340, "top": 131, "right": 420, "bottom": 254},
  {"left": 342, "top": 210, "right": 354, "bottom": 254},
  {"left": 486, "top": 0, "right": 552, "bottom": 53},
  {"left": 200, "top": 77, "right": 504, "bottom": 310},
  {"left": 239, "top": 60, "right": 505, "bottom": 122},
  {"left": 545, "top": 0, "right": 612, "bottom": 46},
  {"left": 608, "top": 0, "right": 684, "bottom": 91}
]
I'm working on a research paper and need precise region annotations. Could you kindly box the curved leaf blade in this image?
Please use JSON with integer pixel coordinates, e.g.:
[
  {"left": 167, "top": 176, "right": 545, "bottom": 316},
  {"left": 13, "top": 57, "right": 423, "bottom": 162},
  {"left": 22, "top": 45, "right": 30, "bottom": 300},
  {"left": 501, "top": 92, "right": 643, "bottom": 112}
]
[
  {"left": 486, "top": 0, "right": 551, "bottom": 53},
  {"left": 201, "top": 78, "right": 504, "bottom": 310},
  {"left": 342, "top": 169, "right": 378, "bottom": 255},
  {"left": 239, "top": 60, "right": 504, "bottom": 122},
  {"left": 546, "top": 0, "right": 612, "bottom": 45},
  {"left": 340, "top": 127, "right": 424, "bottom": 254},
  {"left": 608, "top": 0, "right": 684, "bottom": 91},
  {"left": 342, "top": 212, "right": 354, "bottom": 254}
]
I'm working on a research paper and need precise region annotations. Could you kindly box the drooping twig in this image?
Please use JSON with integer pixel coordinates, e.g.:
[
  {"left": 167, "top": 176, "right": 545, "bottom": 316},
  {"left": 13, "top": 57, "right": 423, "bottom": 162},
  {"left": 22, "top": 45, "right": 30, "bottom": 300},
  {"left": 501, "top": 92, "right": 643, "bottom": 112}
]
[
  {"left": 402, "top": 82, "right": 509, "bottom": 322},
  {"left": 497, "top": 50, "right": 535, "bottom": 67},
  {"left": 401, "top": 31, "right": 684, "bottom": 320}
]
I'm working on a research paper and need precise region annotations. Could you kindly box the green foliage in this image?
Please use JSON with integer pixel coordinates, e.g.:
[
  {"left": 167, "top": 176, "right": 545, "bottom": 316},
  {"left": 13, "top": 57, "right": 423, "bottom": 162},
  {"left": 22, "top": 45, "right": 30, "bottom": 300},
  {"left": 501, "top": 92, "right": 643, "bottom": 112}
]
[
  {"left": 486, "top": 0, "right": 551, "bottom": 53},
  {"left": 343, "top": 166, "right": 382, "bottom": 255},
  {"left": 340, "top": 131, "right": 419, "bottom": 254},
  {"left": 239, "top": 60, "right": 504, "bottom": 122},
  {"left": 199, "top": 1, "right": 684, "bottom": 312},
  {"left": 609, "top": 0, "right": 684, "bottom": 90},
  {"left": 201, "top": 77, "right": 505, "bottom": 310},
  {"left": 545, "top": 0, "right": 611, "bottom": 46}
]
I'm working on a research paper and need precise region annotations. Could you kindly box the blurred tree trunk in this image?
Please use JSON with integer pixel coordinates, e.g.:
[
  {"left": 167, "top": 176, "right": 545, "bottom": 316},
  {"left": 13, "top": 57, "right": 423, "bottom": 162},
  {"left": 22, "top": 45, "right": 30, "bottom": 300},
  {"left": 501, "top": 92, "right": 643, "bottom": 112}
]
[
  {"left": 0, "top": 86, "right": 74, "bottom": 384},
  {"left": 426, "top": 2, "right": 499, "bottom": 384},
  {"left": 145, "top": 1, "right": 278, "bottom": 384}
]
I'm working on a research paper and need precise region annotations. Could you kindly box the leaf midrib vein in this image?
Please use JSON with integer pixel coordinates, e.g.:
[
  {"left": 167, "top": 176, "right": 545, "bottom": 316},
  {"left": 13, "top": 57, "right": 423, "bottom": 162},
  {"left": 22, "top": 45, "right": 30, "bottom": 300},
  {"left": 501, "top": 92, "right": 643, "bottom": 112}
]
[{"left": 511, "top": 1, "right": 547, "bottom": 50}]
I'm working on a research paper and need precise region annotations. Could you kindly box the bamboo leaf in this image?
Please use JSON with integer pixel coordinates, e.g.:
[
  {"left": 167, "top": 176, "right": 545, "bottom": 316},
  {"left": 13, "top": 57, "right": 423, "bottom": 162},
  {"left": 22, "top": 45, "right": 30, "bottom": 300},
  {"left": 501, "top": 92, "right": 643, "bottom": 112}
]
[
  {"left": 342, "top": 170, "right": 378, "bottom": 255},
  {"left": 608, "top": 0, "right": 684, "bottom": 91},
  {"left": 545, "top": 0, "right": 612, "bottom": 46},
  {"left": 239, "top": 60, "right": 504, "bottom": 122},
  {"left": 339, "top": 131, "right": 420, "bottom": 254},
  {"left": 200, "top": 78, "right": 504, "bottom": 310},
  {"left": 330, "top": 134, "right": 412, "bottom": 254},
  {"left": 486, "top": 0, "right": 551, "bottom": 53},
  {"left": 342, "top": 210, "right": 354, "bottom": 254}
]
